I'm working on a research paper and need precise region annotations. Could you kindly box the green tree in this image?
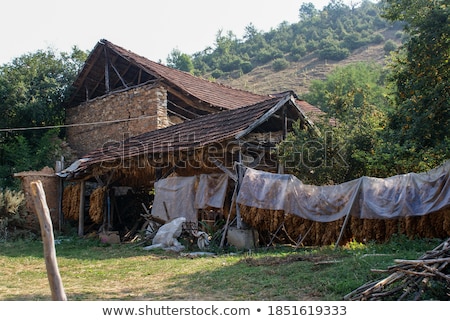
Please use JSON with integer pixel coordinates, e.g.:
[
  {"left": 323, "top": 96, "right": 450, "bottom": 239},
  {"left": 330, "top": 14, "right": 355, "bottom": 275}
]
[
  {"left": 272, "top": 58, "right": 289, "bottom": 72},
  {"left": 383, "top": 39, "right": 397, "bottom": 54},
  {"left": 299, "top": 2, "right": 318, "bottom": 21},
  {"left": 186, "top": 1, "right": 403, "bottom": 77},
  {"left": 380, "top": 0, "right": 450, "bottom": 171},
  {"left": 280, "top": 62, "right": 390, "bottom": 183},
  {"left": 305, "top": 62, "right": 389, "bottom": 113},
  {"left": 166, "top": 48, "right": 194, "bottom": 73},
  {"left": 0, "top": 48, "right": 83, "bottom": 130},
  {"left": 317, "top": 37, "right": 350, "bottom": 61},
  {"left": 0, "top": 47, "right": 86, "bottom": 188}
]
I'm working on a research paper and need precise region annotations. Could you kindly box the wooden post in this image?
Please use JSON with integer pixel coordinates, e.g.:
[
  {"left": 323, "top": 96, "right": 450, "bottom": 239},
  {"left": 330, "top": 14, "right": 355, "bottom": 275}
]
[
  {"left": 55, "top": 157, "right": 64, "bottom": 232},
  {"left": 30, "top": 180, "right": 67, "bottom": 301},
  {"left": 220, "top": 184, "right": 238, "bottom": 248},
  {"left": 104, "top": 47, "right": 110, "bottom": 93},
  {"left": 236, "top": 154, "right": 243, "bottom": 229},
  {"left": 78, "top": 180, "right": 85, "bottom": 236},
  {"left": 278, "top": 105, "right": 287, "bottom": 174},
  {"left": 334, "top": 178, "right": 363, "bottom": 249}
]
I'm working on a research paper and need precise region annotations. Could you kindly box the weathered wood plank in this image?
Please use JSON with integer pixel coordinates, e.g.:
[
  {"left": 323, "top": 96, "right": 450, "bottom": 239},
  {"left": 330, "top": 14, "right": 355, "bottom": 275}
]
[{"left": 30, "top": 180, "right": 67, "bottom": 301}]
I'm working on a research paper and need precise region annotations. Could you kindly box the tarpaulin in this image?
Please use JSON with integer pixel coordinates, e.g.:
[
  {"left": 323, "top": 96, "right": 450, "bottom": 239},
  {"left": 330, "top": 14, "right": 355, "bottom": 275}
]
[
  {"left": 152, "top": 174, "right": 229, "bottom": 223},
  {"left": 237, "top": 161, "right": 450, "bottom": 222},
  {"left": 194, "top": 174, "right": 228, "bottom": 209},
  {"left": 151, "top": 176, "right": 197, "bottom": 222}
]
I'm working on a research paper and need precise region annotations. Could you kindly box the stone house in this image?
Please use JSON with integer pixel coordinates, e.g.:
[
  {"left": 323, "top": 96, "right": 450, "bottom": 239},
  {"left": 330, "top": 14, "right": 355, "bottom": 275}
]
[{"left": 60, "top": 39, "right": 324, "bottom": 240}]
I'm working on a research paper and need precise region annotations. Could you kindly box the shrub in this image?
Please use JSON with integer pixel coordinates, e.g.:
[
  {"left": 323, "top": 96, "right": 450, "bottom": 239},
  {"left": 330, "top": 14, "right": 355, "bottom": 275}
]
[
  {"left": 383, "top": 40, "right": 397, "bottom": 54},
  {"left": 272, "top": 58, "right": 289, "bottom": 71},
  {"left": 211, "top": 69, "right": 223, "bottom": 79},
  {"left": 240, "top": 61, "right": 253, "bottom": 74},
  {"left": 318, "top": 46, "right": 350, "bottom": 61},
  {"left": 370, "top": 33, "right": 385, "bottom": 44},
  {"left": 0, "top": 189, "right": 26, "bottom": 241},
  {"left": 256, "top": 47, "right": 283, "bottom": 64}
]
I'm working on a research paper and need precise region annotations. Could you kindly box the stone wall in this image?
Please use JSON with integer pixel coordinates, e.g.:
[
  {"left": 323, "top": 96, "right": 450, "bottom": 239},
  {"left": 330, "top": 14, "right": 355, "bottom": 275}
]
[{"left": 66, "top": 84, "right": 169, "bottom": 157}]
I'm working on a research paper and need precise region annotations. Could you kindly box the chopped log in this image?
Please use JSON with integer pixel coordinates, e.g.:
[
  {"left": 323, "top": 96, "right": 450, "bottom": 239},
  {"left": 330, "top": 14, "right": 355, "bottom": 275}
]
[
  {"left": 30, "top": 180, "right": 67, "bottom": 301},
  {"left": 394, "top": 258, "right": 450, "bottom": 265},
  {"left": 345, "top": 237, "right": 450, "bottom": 301}
]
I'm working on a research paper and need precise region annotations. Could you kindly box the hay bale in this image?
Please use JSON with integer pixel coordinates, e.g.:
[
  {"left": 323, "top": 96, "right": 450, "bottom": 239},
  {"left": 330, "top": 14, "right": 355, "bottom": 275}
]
[
  {"left": 89, "top": 187, "right": 106, "bottom": 224},
  {"left": 442, "top": 208, "right": 450, "bottom": 234},
  {"left": 236, "top": 204, "right": 450, "bottom": 246},
  {"left": 62, "top": 184, "right": 80, "bottom": 220}
]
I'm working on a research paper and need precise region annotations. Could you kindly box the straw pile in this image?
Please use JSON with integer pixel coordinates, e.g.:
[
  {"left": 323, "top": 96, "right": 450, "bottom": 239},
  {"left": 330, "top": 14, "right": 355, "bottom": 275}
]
[
  {"left": 239, "top": 205, "right": 450, "bottom": 246},
  {"left": 62, "top": 184, "right": 81, "bottom": 220},
  {"left": 89, "top": 187, "right": 106, "bottom": 224}
]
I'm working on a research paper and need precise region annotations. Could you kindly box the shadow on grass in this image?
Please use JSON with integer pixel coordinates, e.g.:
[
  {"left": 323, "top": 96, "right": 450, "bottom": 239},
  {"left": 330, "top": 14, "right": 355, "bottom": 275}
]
[{"left": 0, "top": 237, "right": 159, "bottom": 260}]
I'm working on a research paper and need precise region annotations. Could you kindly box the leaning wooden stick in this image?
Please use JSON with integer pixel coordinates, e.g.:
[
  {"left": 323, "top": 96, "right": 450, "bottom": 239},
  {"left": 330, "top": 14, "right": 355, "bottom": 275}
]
[{"left": 30, "top": 180, "right": 67, "bottom": 301}]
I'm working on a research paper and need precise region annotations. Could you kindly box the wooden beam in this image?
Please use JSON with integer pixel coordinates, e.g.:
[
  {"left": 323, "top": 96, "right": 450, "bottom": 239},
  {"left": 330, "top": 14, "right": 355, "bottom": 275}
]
[
  {"left": 110, "top": 61, "right": 128, "bottom": 88},
  {"left": 66, "top": 43, "right": 104, "bottom": 106},
  {"left": 282, "top": 105, "right": 288, "bottom": 140},
  {"left": 278, "top": 105, "right": 287, "bottom": 174},
  {"left": 137, "top": 68, "right": 142, "bottom": 84},
  {"left": 235, "top": 157, "right": 244, "bottom": 229},
  {"left": 78, "top": 181, "right": 85, "bottom": 236},
  {"left": 167, "top": 98, "right": 202, "bottom": 119},
  {"left": 166, "top": 88, "right": 219, "bottom": 113},
  {"left": 104, "top": 47, "right": 110, "bottom": 93},
  {"left": 235, "top": 94, "right": 292, "bottom": 140},
  {"left": 210, "top": 157, "right": 237, "bottom": 182}
]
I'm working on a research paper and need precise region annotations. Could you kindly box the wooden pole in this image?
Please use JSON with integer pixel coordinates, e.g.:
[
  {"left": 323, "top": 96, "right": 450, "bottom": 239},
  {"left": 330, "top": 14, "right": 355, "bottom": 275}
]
[
  {"left": 334, "top": 178, "right": 363, "bottom": 249},
  {"left": 30, "top": 180, "right": 67, "bottom": 301},
  {"left": 220, "top": 184, "right": 238, "bottom": 248},
  {"left": 78, "top": 181, "right": 85, "bottom": 236},
  {"left": 55, "top": 157, "right": 64, "bottom": 232},
  {"left": 104, "top": 47, "right": 110, "bottom": 93}
]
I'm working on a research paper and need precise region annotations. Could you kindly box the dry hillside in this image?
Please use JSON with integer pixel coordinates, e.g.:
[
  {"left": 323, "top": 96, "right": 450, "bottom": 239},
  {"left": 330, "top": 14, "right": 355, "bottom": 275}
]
[{"left": 218, "top": 29, "right": 400, "bottom": 97}]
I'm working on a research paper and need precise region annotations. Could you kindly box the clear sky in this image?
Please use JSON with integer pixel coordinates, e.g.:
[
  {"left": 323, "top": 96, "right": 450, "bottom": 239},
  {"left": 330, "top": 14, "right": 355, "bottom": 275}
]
[{"left": 1, "top": 0, "right": 339, "bottom": 65}]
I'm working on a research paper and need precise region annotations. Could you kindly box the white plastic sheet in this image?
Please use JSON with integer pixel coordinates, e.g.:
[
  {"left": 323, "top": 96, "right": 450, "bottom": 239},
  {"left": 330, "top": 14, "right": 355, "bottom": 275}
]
[
  {"left": 143, "top": 217, "right": 186, "bottom": 251},
  {"left": 359, "top": 162, "right": 450, "bottom": 219},
  {"left": 151, "top": 176, "right": 197, "bottom": 222},
  {"left": 151, "top": 174, "right": 229, "bottom": 223},
  {"left": 237, "top": 161, "right": 450, "bottom": 222},
  {"left": 194, "top": 174, "right": 228, "bottom": 209}
]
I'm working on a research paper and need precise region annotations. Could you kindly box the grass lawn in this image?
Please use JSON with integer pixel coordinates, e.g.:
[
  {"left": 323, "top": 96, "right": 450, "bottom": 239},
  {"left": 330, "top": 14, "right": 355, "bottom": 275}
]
[{"left": 0, "top": 235, "right": 445, "bottom": 301}]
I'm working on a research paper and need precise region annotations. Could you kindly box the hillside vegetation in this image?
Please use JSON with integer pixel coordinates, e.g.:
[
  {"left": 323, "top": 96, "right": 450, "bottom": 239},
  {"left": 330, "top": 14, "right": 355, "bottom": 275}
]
[
  {"left": 220, "top": 29, "right": 398, "bottom": 96},
  {"left": 167, "top": 0, "right": 450, "bottom": 184},
  {"left": 167, "top": 0, "right": 403, "bottom": 95}
]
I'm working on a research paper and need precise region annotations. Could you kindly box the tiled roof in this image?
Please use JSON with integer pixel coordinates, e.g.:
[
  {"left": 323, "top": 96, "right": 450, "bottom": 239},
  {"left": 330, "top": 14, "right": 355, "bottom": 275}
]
[
  {"left": 106, "top": 40, "right": 271, "bottom": 109},
  {"left": 61, "top": 94, "right": 307, "bottom": 179},
  {"left": 69, "top": 39, "right": 271, "bottom": 110}
]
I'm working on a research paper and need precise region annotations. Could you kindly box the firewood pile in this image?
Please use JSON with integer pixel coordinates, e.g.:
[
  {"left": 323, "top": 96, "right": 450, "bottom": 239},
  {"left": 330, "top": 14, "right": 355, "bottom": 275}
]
[{"left": 344, "top": 238, "right": 450, "bottom": 301}]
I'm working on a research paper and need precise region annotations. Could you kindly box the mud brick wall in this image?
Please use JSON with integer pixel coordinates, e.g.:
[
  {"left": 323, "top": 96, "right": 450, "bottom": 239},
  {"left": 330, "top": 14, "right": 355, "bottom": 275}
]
[
  {"left": 66, "top": 85, "right": 169, "bottom": 157},
  {"left": 15, "top": 167, "right": 60, "bottom": 232}
]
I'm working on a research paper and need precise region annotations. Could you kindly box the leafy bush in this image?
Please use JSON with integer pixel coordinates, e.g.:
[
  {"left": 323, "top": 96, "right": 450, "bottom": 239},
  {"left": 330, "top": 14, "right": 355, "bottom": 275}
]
[
  {"left": 370, "top": 33, "right": 385, "bottom": 44},
  {"left": 343, "top": 33, "right": 366, "bottom": 51},
  {"left": 272, "top": 58, "right": 289, "bottom": 71},
  {"left": 240, "top": 61, "right": 253, "bottom": 74},
  {"left": 211, "top": 69, "right": 223, "bottom": 79},
  {"left": 318, "top": 46, "right": 350, "bottom": 61},
  {"left": 255, "top": 47, "right": 283, "bottom": 64},
  {"left": 0, "top": 189, "right": 26, "bottom": 241},
  {"left": 383, "top": 39, "right": 397, "bottom": 54}
]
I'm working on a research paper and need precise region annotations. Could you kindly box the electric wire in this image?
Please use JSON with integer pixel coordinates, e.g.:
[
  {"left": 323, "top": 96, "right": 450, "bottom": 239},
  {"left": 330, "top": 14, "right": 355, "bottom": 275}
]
[{"left": 0, "top": 115, "right": 157, "bottom": 133}]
